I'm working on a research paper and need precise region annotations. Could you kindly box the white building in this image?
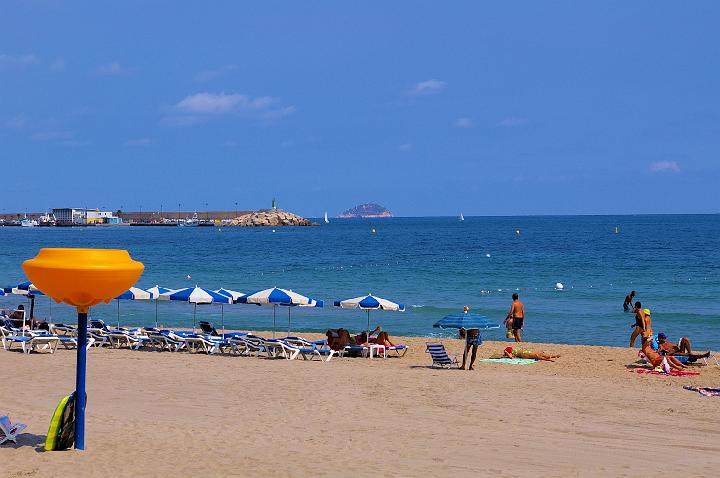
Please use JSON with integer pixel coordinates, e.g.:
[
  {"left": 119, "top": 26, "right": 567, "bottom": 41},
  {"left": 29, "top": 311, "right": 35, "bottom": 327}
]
[{"left": 52, "top": 208, "right": 121, "bottom": 225}]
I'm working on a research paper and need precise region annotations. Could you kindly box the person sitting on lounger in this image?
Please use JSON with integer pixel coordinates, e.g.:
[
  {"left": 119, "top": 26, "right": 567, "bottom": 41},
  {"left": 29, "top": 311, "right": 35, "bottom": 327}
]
[
  {"left": 374, "top": 330, "right": 395, "bottom": 347},
  {"left": 641, "top": 336, "right": 686, "bottom": 371},
  {"left": 503, "top": 346, "right": 560, "bottom": 362},
  {"left": 657, "top": 333, "right": 710, "bottom": 361}
]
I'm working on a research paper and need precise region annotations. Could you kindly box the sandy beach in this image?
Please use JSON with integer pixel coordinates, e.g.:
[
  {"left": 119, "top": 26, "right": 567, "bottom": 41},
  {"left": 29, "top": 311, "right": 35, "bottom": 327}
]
[{"left": 2, "top": 334, "right": 719, "bottom": 477}]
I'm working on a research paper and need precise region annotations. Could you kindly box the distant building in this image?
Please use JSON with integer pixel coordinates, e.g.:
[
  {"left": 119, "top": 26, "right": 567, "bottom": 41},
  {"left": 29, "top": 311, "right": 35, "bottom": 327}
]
[{"left": 52, "top": 208, "right": 122, "bottom": 225}]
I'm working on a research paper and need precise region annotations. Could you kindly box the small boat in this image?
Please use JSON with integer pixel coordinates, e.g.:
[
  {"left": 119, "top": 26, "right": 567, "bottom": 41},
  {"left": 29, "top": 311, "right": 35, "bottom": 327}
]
[
  {"left": 324, "top": 212, "right": 330, "bottom": 224},
  {"left": 459, "top": 213, "right": 465, "bottom": 221},
  {"left": 20, "top": 213, "right": 38, "bottom": 227},
  {"left": 179, "top": 212, "right": 200, "bottom": 227}
]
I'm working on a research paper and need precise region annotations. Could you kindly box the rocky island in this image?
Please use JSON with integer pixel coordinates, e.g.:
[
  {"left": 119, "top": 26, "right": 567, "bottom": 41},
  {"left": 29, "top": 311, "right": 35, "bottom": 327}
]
[{"left": 338, "top": 203, "right": 393, "bottom": 218}]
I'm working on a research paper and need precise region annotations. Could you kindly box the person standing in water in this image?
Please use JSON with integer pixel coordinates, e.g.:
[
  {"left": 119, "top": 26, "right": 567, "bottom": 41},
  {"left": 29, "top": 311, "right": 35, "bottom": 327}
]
[
  {"left": 506, "top": 293, "right": 525, "bottom": 342},
  {"left": 623, "top": 291, "right": 636, "bottom": 312}
]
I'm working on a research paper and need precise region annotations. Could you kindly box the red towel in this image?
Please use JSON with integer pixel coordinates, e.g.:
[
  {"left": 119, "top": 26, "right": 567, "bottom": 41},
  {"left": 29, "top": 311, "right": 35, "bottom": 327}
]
[{"left": 627, "top": 368, "right": 699, "bottom": 377}]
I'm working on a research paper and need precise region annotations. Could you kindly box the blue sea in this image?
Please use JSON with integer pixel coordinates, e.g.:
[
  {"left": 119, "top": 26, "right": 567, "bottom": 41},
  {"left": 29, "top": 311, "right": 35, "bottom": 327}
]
[{"left": 1, "top": 215, "right": 718, "bottom": 350}]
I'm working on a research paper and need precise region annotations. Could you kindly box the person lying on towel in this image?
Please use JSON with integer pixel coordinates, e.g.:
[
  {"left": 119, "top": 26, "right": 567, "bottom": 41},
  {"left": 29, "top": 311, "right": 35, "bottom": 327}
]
[{"left": 503, "top": 346, "right": 560, "bottom": 362}]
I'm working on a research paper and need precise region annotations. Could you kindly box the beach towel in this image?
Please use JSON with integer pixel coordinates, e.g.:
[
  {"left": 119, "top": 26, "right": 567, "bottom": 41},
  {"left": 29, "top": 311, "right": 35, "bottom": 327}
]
[
  {"left": 683, "top": 386, "right": 720, "bottom": 397},
  {"left": 478, "top": 358, "right": 536, "bottom": 365},
  {"left": 627, "top": 368, "right": 699, "bottom": 377}
]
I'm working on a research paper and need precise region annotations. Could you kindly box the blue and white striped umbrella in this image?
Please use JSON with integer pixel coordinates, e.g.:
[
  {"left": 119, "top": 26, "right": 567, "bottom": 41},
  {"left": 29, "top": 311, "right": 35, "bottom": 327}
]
[
  {"left": 214, "top": 288, "right": 245, "bottom": 302},
  {"left": 113, "top": 287, "right": 153, "bottom": 329},
  {"left": 433, "top": 312, "right": 499, "bottom": 330},
  {"left": 333, "top": 294, "right": 405, "bottom": 312},
  {"left": 214, "top": 289, "right": 245, "bottom": 332},
  {"left": 167, "top": 286, "right": 232, "bottom": 331},
  {"left": 238, "top": 287, "right": 323, "bottom": 337},
  {"left": 10, "top": 281, "right": 45, "bottom": 296},
  {"left": 146, "top": 285, "right": 175, "bottom": 328},
  {"left": 334, "top": 294, "right": 405, "bottom": 339}
]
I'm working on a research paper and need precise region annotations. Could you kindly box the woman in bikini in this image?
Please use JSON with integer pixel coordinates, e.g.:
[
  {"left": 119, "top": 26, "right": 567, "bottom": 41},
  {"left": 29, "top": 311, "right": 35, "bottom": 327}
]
[{"left": 503, "top": 346, "right": 560, "bottom": 362}]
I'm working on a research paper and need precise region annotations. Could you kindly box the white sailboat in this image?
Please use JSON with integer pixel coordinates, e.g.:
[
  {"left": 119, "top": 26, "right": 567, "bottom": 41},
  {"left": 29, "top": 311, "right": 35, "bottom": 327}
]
[
  {"left": 459, "top": 213, "right": 465, "bottom": 221},
  {"left": 324, "top": 212, "right": 330, "bottom": 224}
]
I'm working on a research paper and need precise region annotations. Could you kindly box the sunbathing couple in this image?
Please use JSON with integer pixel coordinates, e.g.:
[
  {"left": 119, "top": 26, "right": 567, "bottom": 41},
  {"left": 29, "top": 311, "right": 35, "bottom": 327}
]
[{"left": 325, "top": 326, "right": 395, "bottom": 351}]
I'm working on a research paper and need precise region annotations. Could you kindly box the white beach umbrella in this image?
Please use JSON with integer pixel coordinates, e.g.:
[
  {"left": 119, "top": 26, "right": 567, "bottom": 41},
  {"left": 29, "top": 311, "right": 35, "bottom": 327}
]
[{"left": 238, "top": 287, "right": 323, "bottom": 337}]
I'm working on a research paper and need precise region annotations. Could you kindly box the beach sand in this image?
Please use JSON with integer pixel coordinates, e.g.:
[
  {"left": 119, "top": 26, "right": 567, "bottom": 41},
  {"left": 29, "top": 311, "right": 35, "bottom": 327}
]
[{"left": 2, "top": 334, "right": 719, "bottom": 477}]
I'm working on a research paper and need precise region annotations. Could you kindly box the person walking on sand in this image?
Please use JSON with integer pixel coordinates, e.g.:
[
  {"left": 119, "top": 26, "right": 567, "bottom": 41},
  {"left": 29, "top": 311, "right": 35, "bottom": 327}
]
[
  {"left": 623, "top": 291, "right": 636, "bottom": 312},
  {"left": 629, "top": 302, "right": 648, "bottom": 347},
  {"left": 506, "top": 293, "right": 525, "bottom": 342},
  {"left": 459, "top": 306, "right": 481, "bottom": 370}
]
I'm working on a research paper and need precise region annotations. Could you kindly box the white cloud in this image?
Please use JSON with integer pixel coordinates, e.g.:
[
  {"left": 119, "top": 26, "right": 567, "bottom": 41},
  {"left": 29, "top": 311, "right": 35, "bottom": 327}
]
[
  {"left": 408, "top": 79, "right": 446, "bottom": 96},
  {"left": 30, "top": 131, "right": 72, "bottom": 141},
  {"left": 398, "top": 143, "right": 413, "bottom": 151},
  {"left": 94, "top": 62, "right": 125, "bottom": 76},
  {"left": 193, "top": 65, "right": 237, "bottom": 83},
  {"left": 650, "top": 160, "right": 680, "bottom": 173},
  {"left": 454, "top": 117, "right": 473, "bottom": 128},
  {"left": 0, "top": 53, "right": 39, "bottom": 67},
  {"left": 169, "top": 92, "right": 295, "bottom": 125},
  {"left": 498, "top": 117, "right": 528, "bottom": 127},
  {"left": 124, "top": 138, "right": 153, "bottom": 147},
  {"left": 50, "top": 58, "right": 65, "bottom": 71}
]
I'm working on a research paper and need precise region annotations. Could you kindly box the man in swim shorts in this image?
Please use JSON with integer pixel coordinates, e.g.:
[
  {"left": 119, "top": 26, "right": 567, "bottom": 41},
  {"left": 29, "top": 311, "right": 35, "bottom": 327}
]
[
  {"left": 460, "top": 327, "right": 481, "bottom": 370},
  {"left": 657, "top": 332, "right": 710, "bottom": 361},
  {"left": 623, "top": 291, "right": 636, "bottom": 312},
  {"left": 506, "top": 293, "right": 524, "bottom": 342}
]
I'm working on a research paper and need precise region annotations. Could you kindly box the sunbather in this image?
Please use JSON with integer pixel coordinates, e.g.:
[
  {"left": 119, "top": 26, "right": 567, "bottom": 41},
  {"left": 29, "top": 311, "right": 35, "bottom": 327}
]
[
  {"left": 641, "top": 336, "right": 686, "bottom": 371},
  {"left": 503, "top": 346, "right": 560, "bottom": 362},
  {"left": 657, "top": 333, "right": 710, "bottom": 361}
]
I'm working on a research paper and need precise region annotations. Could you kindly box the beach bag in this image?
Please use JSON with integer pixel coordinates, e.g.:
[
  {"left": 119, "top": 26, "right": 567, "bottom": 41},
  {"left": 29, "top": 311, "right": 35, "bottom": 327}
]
[{"left": 45, "top": 392, "right": 80, "bottom": 451}]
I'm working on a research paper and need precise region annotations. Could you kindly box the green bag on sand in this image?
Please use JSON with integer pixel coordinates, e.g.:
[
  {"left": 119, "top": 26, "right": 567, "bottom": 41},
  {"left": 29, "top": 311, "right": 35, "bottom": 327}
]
[{"left": 45, "top": 392, "right": 78, "bottom": 451}]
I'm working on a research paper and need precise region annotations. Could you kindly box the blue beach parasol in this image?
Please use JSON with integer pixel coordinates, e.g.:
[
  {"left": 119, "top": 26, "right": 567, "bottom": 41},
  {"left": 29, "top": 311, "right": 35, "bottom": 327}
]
[
  {"left": 238, "top": 287, "right": 323, "bottom": 337},
  {"left": 433, "top": 312, "right": 500, "bottom": 330}
]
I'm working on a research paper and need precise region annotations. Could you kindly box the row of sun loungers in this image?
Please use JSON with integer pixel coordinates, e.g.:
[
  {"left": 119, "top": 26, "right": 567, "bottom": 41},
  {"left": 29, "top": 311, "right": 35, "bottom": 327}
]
[{"left": 1, "top": 318, "right": 409, "bottom": 362}]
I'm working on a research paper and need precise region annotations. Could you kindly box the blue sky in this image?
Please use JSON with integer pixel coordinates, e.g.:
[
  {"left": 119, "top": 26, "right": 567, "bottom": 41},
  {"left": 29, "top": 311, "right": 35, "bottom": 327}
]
[{"left": 1, "top": 1, "right": 718, "bottom": 216}]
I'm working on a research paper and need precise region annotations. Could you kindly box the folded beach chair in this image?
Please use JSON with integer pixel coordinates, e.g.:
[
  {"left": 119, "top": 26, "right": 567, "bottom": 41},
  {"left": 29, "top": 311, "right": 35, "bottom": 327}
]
[
  {"left": 425, "top": 342, "right": 460, "bottom": 368},
  {"left": 0, "top": 415, "right": 27, "bottom": 445}
]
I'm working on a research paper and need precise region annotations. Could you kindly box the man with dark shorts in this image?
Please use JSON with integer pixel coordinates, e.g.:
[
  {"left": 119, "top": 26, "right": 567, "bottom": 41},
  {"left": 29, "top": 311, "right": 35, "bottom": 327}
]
[
  {"left": 506, "top": 293, "right": 525, "bottom": 342},
  {"left": 460, "top": 327, "right": 481, "bottom": 370},
  {"left": 657, "top": 332, "right": 710, "bottom": 361},
  {"left": 623, "top": 291, "right": 636, "bottom": 312}
]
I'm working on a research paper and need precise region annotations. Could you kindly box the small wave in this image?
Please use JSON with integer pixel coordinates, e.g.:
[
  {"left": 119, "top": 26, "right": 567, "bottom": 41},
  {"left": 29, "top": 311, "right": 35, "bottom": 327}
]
[{"left": 410, "top": 304, "right": 424, "bottom": 308}]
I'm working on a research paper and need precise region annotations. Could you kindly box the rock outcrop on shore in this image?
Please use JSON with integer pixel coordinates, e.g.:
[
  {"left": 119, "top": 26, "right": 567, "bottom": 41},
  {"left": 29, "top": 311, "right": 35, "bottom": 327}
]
[{"left": 227, "top": 209, "right": 317, "bottom": 227}]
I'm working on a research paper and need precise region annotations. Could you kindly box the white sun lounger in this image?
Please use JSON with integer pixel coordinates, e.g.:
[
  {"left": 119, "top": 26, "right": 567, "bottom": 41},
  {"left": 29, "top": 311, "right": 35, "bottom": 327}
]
[
  {"left": 0, "top": 415, "right": 27, "bottom": 445},
  {"left": 2, "top": 334, "right": 60, "bottom": 354},
  {"left": 107, "top": 331, "right": 151, "bottom": 350},
  {"left": 147, "top": 331, "right": 186, "bottom": 352}
]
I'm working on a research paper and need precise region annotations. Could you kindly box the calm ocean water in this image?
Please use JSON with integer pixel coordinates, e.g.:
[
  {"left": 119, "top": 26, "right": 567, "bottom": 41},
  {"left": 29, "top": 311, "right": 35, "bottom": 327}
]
[{"left": 1, "top": 215, "right": 718, "bottom": 350}]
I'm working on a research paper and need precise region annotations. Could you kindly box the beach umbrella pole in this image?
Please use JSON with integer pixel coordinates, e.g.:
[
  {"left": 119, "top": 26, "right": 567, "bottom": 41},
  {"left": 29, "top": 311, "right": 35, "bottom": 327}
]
[
  {"left": 273, "top": 305, "right": 276, "bottom": 338},
  {"left": 288, "top": 307, "right": 291, "bottom": 335},
  {"left": 221, "top": 304, "right": 224, "bottom": 333},
  {"left": 193, "top": 303, "right": 197, "bottom": 332},
  {"left": 117, "top": 299, "right": 120, "bottom": 329},
  {"left": 155, "top": 300, "right": 158, "bottom": 328}
]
